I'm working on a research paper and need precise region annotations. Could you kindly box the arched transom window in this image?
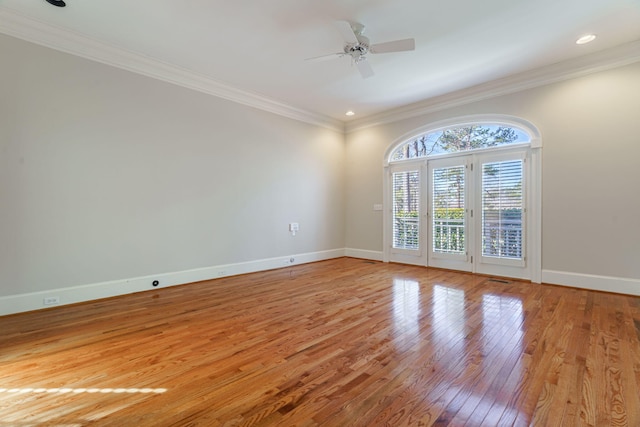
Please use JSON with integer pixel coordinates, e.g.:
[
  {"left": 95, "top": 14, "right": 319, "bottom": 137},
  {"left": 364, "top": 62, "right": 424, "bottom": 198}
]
[{"left": 390, "top": 124, "right": 531, "bottom": 161}]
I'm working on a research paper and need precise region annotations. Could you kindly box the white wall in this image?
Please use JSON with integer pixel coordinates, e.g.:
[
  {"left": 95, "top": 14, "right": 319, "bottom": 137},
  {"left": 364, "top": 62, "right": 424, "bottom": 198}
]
[
  {"left": 0, "top": 34, "right": 345, "bottom": 311},
  {"left": 2, "top": 32, "right": 640, "bottom": 314},
  {"left": 345, "top": 61, "right": 640, "bottom": 293}
]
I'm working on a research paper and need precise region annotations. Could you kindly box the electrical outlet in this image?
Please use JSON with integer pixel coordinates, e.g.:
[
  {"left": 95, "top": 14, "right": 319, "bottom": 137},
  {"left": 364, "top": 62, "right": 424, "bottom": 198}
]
[{"left": 43, "top": 296, "right": 60, "bottom": 306}]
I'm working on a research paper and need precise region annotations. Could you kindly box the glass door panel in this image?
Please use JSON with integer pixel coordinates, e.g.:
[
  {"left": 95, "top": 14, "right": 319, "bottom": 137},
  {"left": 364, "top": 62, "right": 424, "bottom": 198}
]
[
  {"left": 428, "top": 158, "right": 471, "bottom": 271},
  {"left": 388, "top": 164, "right": 425, "bottom": 265}
]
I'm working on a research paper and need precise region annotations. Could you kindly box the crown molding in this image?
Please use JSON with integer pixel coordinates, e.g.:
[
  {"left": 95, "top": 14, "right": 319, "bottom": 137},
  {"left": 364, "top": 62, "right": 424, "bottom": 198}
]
[
  {"left": 0, "top": 7, "right": 344, "bottom": 133},
  {"left": 2, "top": 6, "right": 638, "bottom": 136},
  {"left": 345, "top": 39, "right": 640, "bottom": 133}
]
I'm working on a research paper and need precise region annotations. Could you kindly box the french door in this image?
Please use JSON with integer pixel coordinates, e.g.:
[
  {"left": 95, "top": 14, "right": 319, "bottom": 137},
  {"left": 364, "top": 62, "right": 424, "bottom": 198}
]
[
  {"left": 428, "top": 157, "right": 472, "bottom": 272},
  {"left": 388, "top": 163, "right": 424, "bottom": 266},
  {"left": 474, "top": 151, "right": 527, "bottom": 279},
  {"left": 388, "top": 149, "right": 531, "bottom": 279}
]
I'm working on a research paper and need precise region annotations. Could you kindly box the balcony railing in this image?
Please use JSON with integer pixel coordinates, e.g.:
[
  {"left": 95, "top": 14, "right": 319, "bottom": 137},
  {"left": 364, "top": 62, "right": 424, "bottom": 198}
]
[
  {"left": 482, "top": 219, "right": 522, "bottom": 258},
  {"left": 393, "top": 216, "right": 523, "bottom": 259},
  {"left": 393, "top": 217, "right": 419, "bottom": 250},
  {"left": 433, "top": 218, "right": 464, "bottom": 254}
]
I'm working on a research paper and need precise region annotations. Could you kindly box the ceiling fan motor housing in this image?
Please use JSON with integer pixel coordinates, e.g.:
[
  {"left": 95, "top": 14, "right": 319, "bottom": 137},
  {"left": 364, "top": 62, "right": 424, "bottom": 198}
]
[{"left": 344, "top": 35, "right": 370, "bottom": 60}]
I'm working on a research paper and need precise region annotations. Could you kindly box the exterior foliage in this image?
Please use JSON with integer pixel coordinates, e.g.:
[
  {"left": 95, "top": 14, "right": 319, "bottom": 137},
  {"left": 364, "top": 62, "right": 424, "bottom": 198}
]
[
  {"left": 392, "top": 171, "right": 420, "bottom": 250},
  {"left": 432, "top": 166, "right": 465, "bottom": 254}
]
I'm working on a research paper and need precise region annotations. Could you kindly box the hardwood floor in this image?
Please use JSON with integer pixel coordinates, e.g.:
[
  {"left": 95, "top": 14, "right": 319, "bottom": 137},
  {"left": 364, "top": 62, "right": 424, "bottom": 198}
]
[{"left": 1, "top": 258, "right": 639, "bottom": 426}]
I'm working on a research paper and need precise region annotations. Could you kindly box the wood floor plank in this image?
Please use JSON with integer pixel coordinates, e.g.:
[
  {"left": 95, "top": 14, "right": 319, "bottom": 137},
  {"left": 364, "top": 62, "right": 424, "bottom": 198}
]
[{"left": 1, "top": 258, "right": 639, "bottom": 426}]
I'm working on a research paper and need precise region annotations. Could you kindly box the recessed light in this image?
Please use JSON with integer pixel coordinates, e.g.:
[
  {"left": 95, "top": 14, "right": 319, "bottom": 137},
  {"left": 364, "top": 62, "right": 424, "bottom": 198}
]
[
  {"left": 576, "top": 34, "right": 596, "bottom": 45},
  {"left": 345, "top": 111, "right": 355, "bottom": 116}
]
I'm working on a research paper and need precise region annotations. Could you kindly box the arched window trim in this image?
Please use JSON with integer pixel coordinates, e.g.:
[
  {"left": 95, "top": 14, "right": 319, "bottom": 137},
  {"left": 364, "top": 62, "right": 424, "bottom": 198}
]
[{"left": 384, "top": 114, "right": 542, "bottom": 166}]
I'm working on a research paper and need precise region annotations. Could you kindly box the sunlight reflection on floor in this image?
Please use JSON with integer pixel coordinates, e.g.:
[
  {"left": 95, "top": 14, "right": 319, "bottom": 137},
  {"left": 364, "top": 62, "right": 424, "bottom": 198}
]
[{"left": 392, "top": 278, "right": 421, "bottom": 351}]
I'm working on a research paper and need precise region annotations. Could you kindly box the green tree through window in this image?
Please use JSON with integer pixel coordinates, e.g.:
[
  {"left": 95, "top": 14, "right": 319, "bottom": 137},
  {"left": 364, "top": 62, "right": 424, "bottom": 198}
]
[{"left": 391, "top": 125, "right": 527, "bottom": 160}]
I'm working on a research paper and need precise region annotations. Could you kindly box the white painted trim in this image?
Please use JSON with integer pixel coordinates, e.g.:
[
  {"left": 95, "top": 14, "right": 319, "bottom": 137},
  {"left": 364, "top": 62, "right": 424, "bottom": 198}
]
[
  {"left": 0, "top": 249, "right": 345, "bottom": 316},
  {"left": 344, "top": 248, "right": 384, "bottom": 261},
  {"left": 0, "top": 7, "right": 343, "bottom": 133},
  {"left": 542, "top": 270, "right": 640, "bottom": 297},
  {"left": 529, "top": 147, "right": 542, "bottom": 284},
  {"left": 346, "top": 40, "right": 640, "bottom": 133}
]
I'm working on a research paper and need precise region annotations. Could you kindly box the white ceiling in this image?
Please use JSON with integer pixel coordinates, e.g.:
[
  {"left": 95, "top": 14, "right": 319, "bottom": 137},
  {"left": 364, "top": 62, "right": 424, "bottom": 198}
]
[{"left": 2, "top": 0, "right": 640, "bottom": 126}]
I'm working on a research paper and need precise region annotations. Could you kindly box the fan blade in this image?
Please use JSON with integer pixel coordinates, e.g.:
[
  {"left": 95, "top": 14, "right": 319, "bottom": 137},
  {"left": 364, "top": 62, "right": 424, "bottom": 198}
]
[
  {"left": 305, "top": 52, "right": 345, "bottom": 62},
  {"left": 356, "top": 58, "right": 374, "bottom": 79},
  {"left": 370, "top": 38, "right": 415, "bottom": 54},
  {"left": 335, "top": 21, "right": 359, "bottom": 44}
]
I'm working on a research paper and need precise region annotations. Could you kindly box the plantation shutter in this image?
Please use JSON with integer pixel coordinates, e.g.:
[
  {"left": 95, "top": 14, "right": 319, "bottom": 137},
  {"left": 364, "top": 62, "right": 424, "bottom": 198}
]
[
  {"left": 432, "top": 166, "right": 465, "bottom": 254},
  {"left": 481, "top": 160, "right": 524, "bottom": 260},
  {"left": 392, "top": 170, "right": 420, "bottom": 250}
]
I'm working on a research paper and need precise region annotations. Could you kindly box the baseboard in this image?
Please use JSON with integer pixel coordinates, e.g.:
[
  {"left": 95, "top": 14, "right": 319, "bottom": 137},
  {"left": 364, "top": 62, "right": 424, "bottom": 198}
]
[
  {"left": 0, "top": 249, "right": 345, "bottom": 316},
  {"left": 542, "top": 270, "right": 640, "bottom": 296},
  {"left": 9, "top": 255, "right": 631, "bottom": 316},
  {"left": 344, "top": 248, "right": 384, "bottom": 261}
]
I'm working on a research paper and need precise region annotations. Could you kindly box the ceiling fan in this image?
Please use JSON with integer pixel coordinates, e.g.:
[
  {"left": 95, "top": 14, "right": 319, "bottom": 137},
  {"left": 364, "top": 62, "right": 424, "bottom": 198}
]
[{"left": 307, "top": 21, "right": 415, "bottom": 79}]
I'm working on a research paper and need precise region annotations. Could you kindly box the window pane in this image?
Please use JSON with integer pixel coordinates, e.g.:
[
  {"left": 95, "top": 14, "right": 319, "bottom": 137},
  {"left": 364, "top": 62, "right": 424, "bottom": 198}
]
[
  {"left": 432, "top": 166, "right": 465, "bottom": 254},
  {"left": 391, "top": 125, "right": 529, "bottom": 161},
  {"left": 392, "top": 171, "right": 420, "bottom": 250},
  {"left": 482, "top": 160, "right": 523, "bottom": 259}
]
